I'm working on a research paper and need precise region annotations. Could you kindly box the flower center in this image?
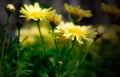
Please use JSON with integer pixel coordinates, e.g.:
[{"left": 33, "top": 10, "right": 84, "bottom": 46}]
[
  {"left": 68, "top": 27, "right": 83, "bottom": 35},
  {"left": 31, "top": 12, "right": 46, "bottom": 19}
]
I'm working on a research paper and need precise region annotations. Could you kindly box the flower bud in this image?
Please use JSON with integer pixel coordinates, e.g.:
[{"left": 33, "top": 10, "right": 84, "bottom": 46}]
[
  {"left": 5, "top": 4, "right": 16, "bottom": 15},
  {"left": 95, "top": 26, "right": 105, "bottom": 40},
  {"left": 97, "top": 26, "right": 105, "bottom": 37}
]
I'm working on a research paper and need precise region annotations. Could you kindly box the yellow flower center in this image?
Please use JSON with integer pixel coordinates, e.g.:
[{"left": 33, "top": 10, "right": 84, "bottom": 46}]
[
  {"left": 31, "top": 12, "right": 46, "bottom": 19},
  {"left": 68, "top": 27, "right": 83, "bottom": 35}
]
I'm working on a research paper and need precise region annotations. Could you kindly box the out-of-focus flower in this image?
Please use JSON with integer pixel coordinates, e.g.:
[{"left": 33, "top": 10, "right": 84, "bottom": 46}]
[
  {"left": 103, "top": 29, "right": 119, "bottom": 44},
  {"left": 55, "top": 21, "right": 97, "bottom": 44},
  {"left": 19, "top": 2, "right": 55, "bottom": 21},
  {"left": 101, "top": 3, "right": 120, "bottom": 19},
  {"left": 18, "top": 25, "right": 39, "bottom": 45},
  {"left": 17, "top": 21, "right": 55, "bottom": 47},
  {"left": 50, "top": 13, "right": 62, "bottom": 25},
  {"left": 58, "top": 61, "right": 63, "bottom": 65},
  {"left": 6, "top": 4, "right": 16, "bottom": 15},
  {"left": 95, "top": 25, "right": 105, "bottom": 39},
  {"left": 96, "top": 25, "right": 119, "bottom": 44},
  {"left": 64, "top": 3, "right": 92, "bottom": 21}
]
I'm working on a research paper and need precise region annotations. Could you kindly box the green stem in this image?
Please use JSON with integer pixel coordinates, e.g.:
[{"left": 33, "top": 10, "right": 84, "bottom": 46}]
[
  {"left": 16, "top": 50, "right": 20, "bottom": 77},
  {"left": 56, "top": 72, "right": 60, "bottom": 77},
  {"left": 60, "top": 43, "right": 66, "bottom": 57},
  {"left": 60, "top": 40, "right": 71, "bottom": 58},
  {"left": 16, "top": 26, "right": 20, "bottom": 77},
  {"left": 71, "top": 15, "right": 79, "bottom": 25},
  {"left": 36, "top": 21, "right": 46, "bottom": 55},
  {"left": 64, "top": 38, "right": 76, "bottom": 62},
  {"left": 56, "top": 39, "right": 76, "bottom": 77},
  {"left": 79, "top": 42, "right": 94, "bottom": 66},
  {"left": 79, "top": 50, "right": 89, "bottom": 65},
  {"left": 0, "top": 15, "right": 11, "bottom": 75},
  {"left": 52, "top": 29, "right": 59, "bottom": 51}
]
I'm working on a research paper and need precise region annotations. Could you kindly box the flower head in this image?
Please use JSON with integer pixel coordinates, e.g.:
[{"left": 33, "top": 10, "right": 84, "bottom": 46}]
[
  {"left": 6, "top": 4, "right": 16, "bottom": 15},
  {"left": 55, "top": 21, "right": 97, "bottom": 44},
  {"left": 64, "top": 3, "right": 92, "bottom": 21},
  {"left": 101, "top": 3, "right": 120, "bottom": 16},
  {"left": 50, "top": 13, "right": 62, "bottom": 25},
  {"left": 101, "top": 3, "right": 120, "bottom": 21},
  {"left": 19, "top": 2, "right": 55, "bottom": 21}
]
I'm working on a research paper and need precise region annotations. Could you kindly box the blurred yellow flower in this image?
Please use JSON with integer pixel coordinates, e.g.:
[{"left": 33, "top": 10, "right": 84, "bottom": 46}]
[
  {"left": 101, "top": 3, "right": 120, "bottom": 16},
  {"left": 55, "top": 21, "right": 97, "bottom": 44},
  {"left": 18, "top": 25, "right": 39, "bottom": 45},
  {"left": 64, "top": 3, "right": 92, "bottom": 21},
  {"left": 17, "top": 21, "right": 55, "bottom": 47},
  {"left": 19, "top": 2, "right": 55, "bottom": 21}
]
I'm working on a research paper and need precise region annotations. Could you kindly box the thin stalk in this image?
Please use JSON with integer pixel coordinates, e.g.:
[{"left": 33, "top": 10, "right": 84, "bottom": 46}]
[
  {"left": 56, "top": 72, "right": 60, "bottom": 77},
  {"left": 71, "top": 15, "right": 79, "bottom": 25},
  {"left": 79, "top": 42, "right": 94, "bottom": 66},
  {"left": 60, "top": 40, "right": 70, "bottom": 57},
  {"left": 51, "top": 29, "right": 61, "bottom": 66},
  {"left": 64, "top": 38, "right": 76, "bottom": 62},
  {"left": 36, "top": 21, "right": 46, "bottom": 55},
  {"left": 56, "top": 39, "right": 76, "bottom": 77},
  {"left": 0, "top": 15, "right": 10, "bottom": 75},
  {"left": 79, "top": 50, "right": 89, "bottom": 66},
  {"left": 52, "top": 29, "right": 59, "bottom": 52},
  {"left": 60, "top": 43, "right": 66, "bottom": 57},
  {"left": 16, "top": 26, "right": 20, "bottom": 77}
]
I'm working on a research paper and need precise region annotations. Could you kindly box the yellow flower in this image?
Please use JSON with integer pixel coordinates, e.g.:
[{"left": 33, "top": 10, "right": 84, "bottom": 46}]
[
  {"left": 64, "top": 3, "right": 92, "bottom": 21},
  {"left": 101, "top": 3, "right": 120, "bottom": 16},
  {"left": 50, "top": 13, "right": 62, "bottom": 25},
  {"left": 55, "top": 21, "right": 97, "bottom": 44},
  {"left": 19, "top": 2, "right": 55, "bottom": 21}
]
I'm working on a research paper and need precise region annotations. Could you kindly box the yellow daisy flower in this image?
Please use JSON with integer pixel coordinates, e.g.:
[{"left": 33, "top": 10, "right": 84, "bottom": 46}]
[
  {"left": 19, "top": 2, "right": 55, "bottom": 21},
  {"left": 64, "top": 3, "right": 92, "bottom": 21},
  {"left": 55, "top": 21, "right": 97, "bottom": 44}
]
